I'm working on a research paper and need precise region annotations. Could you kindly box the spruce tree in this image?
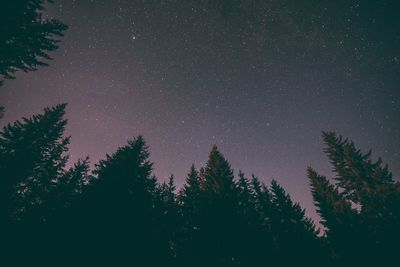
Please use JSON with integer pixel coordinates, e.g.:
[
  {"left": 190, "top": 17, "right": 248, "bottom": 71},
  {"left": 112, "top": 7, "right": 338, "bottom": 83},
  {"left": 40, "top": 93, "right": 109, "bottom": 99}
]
[
  {"left": 156, "top": 175, "right": 179, "bottom": 264},
  {"left": 54, "top": 157, "right": 91, "bottom": 210},
  {"left": 179, "top": 165, "right": 202, "bottom": 228},
  {"left": 71, "top": 136, "right": 160, "bottom": 265},
  {"left": 308, "top": 132, "right": 400, "bottom": 264},
  {"left": 235, "top": 172, "right": 273, "bottom": 265},
  {"left": 0, "top": 0, "right": 67, "bottom": 85},
  {"left": 198, "top": 145, "right": 240, "bottom": 266},
  {"left": 176, "top": 165, "right": 203, "bottom": 266},
  {"left": 269, "top": 179, "right": 323, "bottom": 265},
  {"left": 0, "top": 103, "right": 69, "bottom": 224},
  {"left": 0, "top": 103, "right": 90, "bottom": 264}
]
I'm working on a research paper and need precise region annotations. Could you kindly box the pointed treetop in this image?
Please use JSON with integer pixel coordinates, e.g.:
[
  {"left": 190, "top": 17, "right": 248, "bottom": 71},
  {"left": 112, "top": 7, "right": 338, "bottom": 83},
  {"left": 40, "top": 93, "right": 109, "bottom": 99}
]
[{"left": 202, "top": 145, "right": 235, "bottom": 194}]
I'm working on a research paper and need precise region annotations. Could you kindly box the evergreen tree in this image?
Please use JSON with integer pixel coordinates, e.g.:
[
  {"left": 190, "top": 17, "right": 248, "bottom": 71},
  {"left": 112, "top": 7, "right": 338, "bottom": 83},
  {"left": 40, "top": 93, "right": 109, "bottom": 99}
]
[
  {"left": 156, "top": 174, "right": 179, "bottom": 264},
  {"left": 176, "top": 165, "right": 202, "bottom": 265},
  {"left": 270, "top": 179, "right": 323, "bottom": 265},
  {"left": 54, "top": 157, "right": 91, "bottom": 210},
  {"left": 70, "top": 136, "right": 161, "bottom": 265},
  {"left": 179, "top": 165, "right": 202, "bottom": 228},
  {"left": 198, "top": 145, "right": 240, "bottom": 266},
  {"left": 309, "top": 132, "right": 400, "bottom": 265},
  {"left": 0, "top": 103, "right": 69, "bottom": 224},
  {"left": 0, "top": 103, "right": 92, "bottom": 264},
  {"left": 0, "top": 1, "right": 67, "bottom": 124},
  {"left": 308, "top": 167, "right": 358, "bottom": 263},
  {"left": 0, "top": 0, "right": 67, "bottom": 85},
  {"left": 235, "top": 172, "right": 273, "bottom": 265}
]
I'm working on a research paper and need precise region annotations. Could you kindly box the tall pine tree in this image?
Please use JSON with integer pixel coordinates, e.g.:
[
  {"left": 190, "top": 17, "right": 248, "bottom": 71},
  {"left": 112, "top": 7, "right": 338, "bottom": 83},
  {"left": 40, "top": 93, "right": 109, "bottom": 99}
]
[
  {"left": 176, "top": 165, "right": 203, "bottom": 266},
  {"left": 198, "top": 145, "right": 240, "bottom": 266},
  {"left": 0, "top": 103, "right": 69, "bottom": 225},
  {"left": 309, "top": 132, "right": 400, "bottom": 265},
  {"left": 70, "top": 136, "right": 163, "bottom": 265},
  {"left": 0, "top": 0, "right": 67, "bottom": 85}
]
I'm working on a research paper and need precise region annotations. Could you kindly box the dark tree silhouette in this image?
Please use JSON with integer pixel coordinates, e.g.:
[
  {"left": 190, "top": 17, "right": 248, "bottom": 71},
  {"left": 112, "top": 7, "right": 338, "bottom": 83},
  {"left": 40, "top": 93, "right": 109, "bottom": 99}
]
[
  {"left": 269, "top": 179, "right": 325, "bottom": 266},
  {"left": 0, "top": 1, "right": 67, "bottom": 117},
  {"left": 156, "top": 175, "right": 179, "bottom": 264},
  {"left": 0, "top": 103, "right": 91, "bottom": 265},
  {"left": 0, "top": 0, "right": 67, "bottom": 85},
  {"left": 197, "top": 145, "right": 241, "bottom": 266},
  {"left": 68, "top": 136, "right": 168, "bottom": 265},
  {"left": 309, "top": 132, "right": 400, "bottom": 265},
  {"left": 235, "top": 172, "right": 275, "bottom": 266},
  {"left": 176, "top": 165, "right": 203, "bottom": 265},
  {"left": 0, "top": 103, "right": 69, "bottom": 224},
  {"left": 1, "top": 105, "right": 397, "bottom": 266}
]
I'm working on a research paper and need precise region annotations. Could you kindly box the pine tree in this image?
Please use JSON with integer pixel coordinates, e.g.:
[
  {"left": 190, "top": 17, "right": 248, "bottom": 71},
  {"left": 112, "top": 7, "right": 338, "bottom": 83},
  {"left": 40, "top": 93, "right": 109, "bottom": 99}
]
[
  {"left": 308, "top": 132, "right": 400, "bottom": 264},
  {"left": 71, "top": 136, "right": 160, "bottom": 265},
  {"left": 176, "top": 165, "right": 203, "bottom": 266},
  {"left": 269, "top": 179, "right": 322, "bottom": 265},
  {"left": 308, "top": 167, "right": 358, "bottom": 263},
  {"left": 179, "top": 165, "right": 202, "bottom": 227},
  {"left": 0, "top": 103, "right": 84, "bottom": 264},
  {"left": 235, "top": 172, "right": 273, "bottom": 265},
  {"left": 0, "top": 103, "right": 69, "bottom": 224},
  {"left": 198, "top": 145, "right": 240, "bottom": 266},
  {"left": 237, "top": 171, "right": 252, "bottom": 217},
  {"left": 156, "top": 174, "right": 179, "bottom": 264},
  {"left": 0, "top": 0, "right": 67, "bottom": 85},
  {"left": 54, "top": 157, "right": 91, "bottom": 210}
]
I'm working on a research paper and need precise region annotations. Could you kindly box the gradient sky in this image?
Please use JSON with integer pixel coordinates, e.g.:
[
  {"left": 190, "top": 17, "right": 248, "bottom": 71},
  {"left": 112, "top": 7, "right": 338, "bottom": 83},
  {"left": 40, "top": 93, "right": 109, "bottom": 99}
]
[{"left": 1, "top": 0, "right": 399, "bottom": 223}]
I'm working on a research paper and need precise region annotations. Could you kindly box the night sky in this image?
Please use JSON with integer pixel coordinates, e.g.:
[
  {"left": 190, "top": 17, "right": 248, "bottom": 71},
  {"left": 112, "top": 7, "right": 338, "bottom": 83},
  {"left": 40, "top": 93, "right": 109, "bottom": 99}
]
[{"left": 1, "top": 0, "right": 399, "bottom": 222}]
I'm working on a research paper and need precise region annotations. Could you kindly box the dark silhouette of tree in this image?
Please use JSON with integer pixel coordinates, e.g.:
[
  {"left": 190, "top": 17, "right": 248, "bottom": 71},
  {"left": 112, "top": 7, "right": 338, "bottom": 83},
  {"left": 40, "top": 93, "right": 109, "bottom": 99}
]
[
  {"left": 0, "top": 0, "right": 67, "bottom": 85},
  {"left": 197, "top": 145, "right": 241, "bottom": 266},
  {"left": 176, "top": 165, "right": 203, "bottom": 265},
  {"left": 309, "top": 132, "right": 400, "bottom": 265},
  {"left": 53, "top": 157, "right": 91, "bottom": 210},
  {"left": 0, "top": 103, "right": 91, "bottom": 265},
  {"left": 156, "top": 175, "right": 179, "bottom": 264},
  {"left": 2, "top": 105, "right": 397, "bottom": 266},
  {"left": 68, "top": 136, "right": 168, "bottom": 265},
  {"left": 269, "top": 179, "right": 325, "bottom": 266},
  {"left": 0, "top": 103, "right": 69, "bottom": 224},
  {"left": 0, "top": 0, "right": 67, "bottom": 123},
  {"left": 235, "top": 172, "right": 274, "bottom": 265}
]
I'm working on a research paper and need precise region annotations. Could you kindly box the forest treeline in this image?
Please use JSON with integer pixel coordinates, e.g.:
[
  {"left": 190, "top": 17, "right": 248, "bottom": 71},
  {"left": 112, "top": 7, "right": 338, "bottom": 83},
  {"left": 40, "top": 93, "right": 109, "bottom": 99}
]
[
  {"left": 0, "top": 104, "right": 399, "bottom": 266},
  {"left": 1, "top": 1, "right": 399, "bottom": 266}
]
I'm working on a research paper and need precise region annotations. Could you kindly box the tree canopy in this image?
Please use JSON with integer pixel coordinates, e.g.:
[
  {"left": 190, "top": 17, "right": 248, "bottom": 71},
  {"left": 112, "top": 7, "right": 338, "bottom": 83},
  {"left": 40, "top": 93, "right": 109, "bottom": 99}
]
[{"left": 1, "top": 106, "right": 398, "bottom": 266}]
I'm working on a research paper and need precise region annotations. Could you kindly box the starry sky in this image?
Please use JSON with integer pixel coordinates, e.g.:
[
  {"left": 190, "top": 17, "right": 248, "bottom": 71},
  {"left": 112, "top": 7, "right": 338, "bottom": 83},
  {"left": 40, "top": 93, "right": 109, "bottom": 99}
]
[{"left": 1, "top": 0, "right": 399, "bottom": 222}]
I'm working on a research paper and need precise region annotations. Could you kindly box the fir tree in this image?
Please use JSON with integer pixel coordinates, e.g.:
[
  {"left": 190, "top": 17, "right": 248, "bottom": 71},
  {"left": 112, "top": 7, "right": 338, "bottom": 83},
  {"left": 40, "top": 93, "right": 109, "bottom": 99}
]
[
  {"left": 308, "top": 167, "right": 358, "bottom": 263},
  {"left": 198, "top": 145, "right": 240, "bottom": 266},
  {"left": 156, "top": 174, "right": 179, "bottom": 264},
  {"left": 176, "top": 165, "right": 203, "bottom": 266},
  {"left": 54, "top": 157, "right": 91, "bottom": 210},
  {"left": 178, "top": 165, "right": 202, "bottom": 227},
  {"left": 270, "top": 179, "right": 323, "bottom": 265},
  {"left": 0, "top": 0, "right": 67, "bottom": 85},
  {"left": 309, "top": 132, "right": 400, "bottom": 265},
  {"left": 235, "top": 172, "right": 273, "bottom": 265},
  {"left": 0, "top": 103, "right": 69, "bottom": 224},
  {"left": 70, "top": 136, "right": 162, "bottom": 265},
  {"left": 0, "top": 103, "right": 91, "bottom": 264}
]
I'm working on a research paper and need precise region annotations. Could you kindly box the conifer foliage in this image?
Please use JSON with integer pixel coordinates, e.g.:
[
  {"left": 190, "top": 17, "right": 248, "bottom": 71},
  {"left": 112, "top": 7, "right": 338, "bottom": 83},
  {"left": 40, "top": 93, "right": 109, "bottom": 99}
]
[
  {"left": 0, "top": 107, "right": 398, "bottom": 266},
  {"left": 308, "top": 132, "right": 400, "bottom": 265},
  {"left": 0, "top": 0, "right": 67, "bottom": 85}
]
